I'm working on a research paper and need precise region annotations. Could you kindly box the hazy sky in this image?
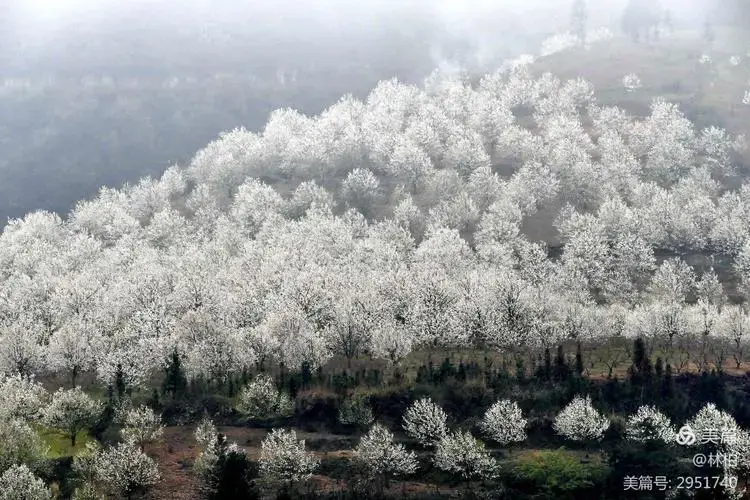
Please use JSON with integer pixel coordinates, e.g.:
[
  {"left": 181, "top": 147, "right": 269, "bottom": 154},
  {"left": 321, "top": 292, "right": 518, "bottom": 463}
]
[{"left": 0, "top": 0, "right": 726, "bottom": 78}]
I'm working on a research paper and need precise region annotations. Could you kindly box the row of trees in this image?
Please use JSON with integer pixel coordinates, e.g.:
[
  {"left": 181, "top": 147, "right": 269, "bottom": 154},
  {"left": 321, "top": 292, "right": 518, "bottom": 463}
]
[{"left": 192, "top": 391, "right": 750, "bottom": 498}]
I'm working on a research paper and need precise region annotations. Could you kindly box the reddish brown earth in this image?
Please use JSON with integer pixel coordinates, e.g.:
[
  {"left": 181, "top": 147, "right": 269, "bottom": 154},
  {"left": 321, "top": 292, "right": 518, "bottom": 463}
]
[{"left": 143, "top": 425, "right": 463, "bottom": 500}]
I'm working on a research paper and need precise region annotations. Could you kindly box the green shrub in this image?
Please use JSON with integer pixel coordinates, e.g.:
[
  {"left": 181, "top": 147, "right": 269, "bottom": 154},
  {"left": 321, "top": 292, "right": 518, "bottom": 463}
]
[{"left": 511, "top": 449, "right": 607, "bottom": 499}]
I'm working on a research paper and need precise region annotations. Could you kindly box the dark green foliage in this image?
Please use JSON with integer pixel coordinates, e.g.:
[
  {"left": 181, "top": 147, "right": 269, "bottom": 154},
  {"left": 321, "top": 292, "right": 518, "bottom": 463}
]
[
  {"left": 301, "top": 361, "right": 314, "bottom": 390},
  {"left": 162, "top": 349, "right": 188, "bottom": 399},
  {"left": 201, "top": 434, "right": 260, "bottom": 500},
  {"left": 510, "top": 449, "right": 607, "bottom": 499},
  {"left": 554, "top": 345, "right": 571, "bottom": 382},
  {"left": 574, "top": 342, "right": 584, "bottom": 376},
  {"left": 515, "top": 357, "right": 526, "bottom": 383},
  {"left": 332, "top": 371, "right": 358, "bottom": 395},
  {"left": 114, "top": 363, "right": 127, "bottom": 400}
]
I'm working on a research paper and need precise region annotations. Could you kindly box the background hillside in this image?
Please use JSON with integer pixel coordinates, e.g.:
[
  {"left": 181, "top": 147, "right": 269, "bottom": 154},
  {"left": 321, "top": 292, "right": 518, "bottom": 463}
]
[{"left": 1, "top": 0, "right": 747, "bottom": 227}]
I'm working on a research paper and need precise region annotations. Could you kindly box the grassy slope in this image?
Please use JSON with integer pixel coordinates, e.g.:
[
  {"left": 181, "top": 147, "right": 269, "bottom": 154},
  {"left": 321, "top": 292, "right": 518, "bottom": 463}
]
[{"left": 532, "top": 29, "right": 750, "bottom": 139}]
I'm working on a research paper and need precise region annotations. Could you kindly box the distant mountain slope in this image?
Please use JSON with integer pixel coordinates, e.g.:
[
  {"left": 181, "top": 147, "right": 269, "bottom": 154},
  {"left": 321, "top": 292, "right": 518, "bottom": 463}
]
[{"left": 531, "top": 29, "right": 750, "bottom": 171}]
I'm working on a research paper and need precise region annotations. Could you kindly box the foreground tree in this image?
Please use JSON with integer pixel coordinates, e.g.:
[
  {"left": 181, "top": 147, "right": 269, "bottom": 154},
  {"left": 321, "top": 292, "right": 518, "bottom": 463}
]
[
  {"left": 402, "top": 397, "right": 449, "bottom": 447},
  {"left": 41, "top": 387, "right": 102, "bottom": 447},
  {"left": 0, "top": 418, "right": 47, "bottom": 475},
  {"left": 685, "top": 402, "right": 740, "bottom": 447},
  {"left": 193, "top": 431, "right": 255, "bottom": 500},
  {"left": 478, "top": 399, "right": 528, "bottom": 445},
  {"left": 433, "top": 431, "right": 500, "bottom": 480},
  {"left": 119, "top": 405, "right": 164, "bottom": 450},
  {"left": 93, "top": 439, "right": 161, "bottom": 499},
  {"left": 235, "top": 375, "right": 294, "bottom": 421},
  {"left": 624, "top": 406, "right": 676, "bottom": 444},
  {"left": 352, "top": 423, "right": 418, "bottom": 493},
  {"left": 553, "top": 395, "right": 610, "bottom": 441},
  {"left": 258, "top": 429, "right": 320, "bottom": 494},
  {"left": 0, "top": 374, "right": 48, "bottom": 421},
  {"left": 0, "top": 464, "right": 50, "bottom": 500}
]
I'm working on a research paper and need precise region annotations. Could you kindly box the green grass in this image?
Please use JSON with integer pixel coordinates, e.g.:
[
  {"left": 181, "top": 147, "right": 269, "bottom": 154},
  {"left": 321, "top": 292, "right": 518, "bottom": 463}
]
[{"left": 36, "top": 426, "right": 97, "bottom": 459}]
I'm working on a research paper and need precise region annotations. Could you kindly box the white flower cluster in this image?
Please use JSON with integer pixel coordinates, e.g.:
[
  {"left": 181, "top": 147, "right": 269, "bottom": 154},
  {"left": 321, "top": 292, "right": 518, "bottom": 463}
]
[
  {"left": 74, "top": 440, "right": 160, "bottom": 498},
  {"left": 352, "top": 423, "right": 418, "bottom": 479},
  {"left": 478, "top": 399, "right": 527, "bottom": 445},
  {"left": 553, "top": 395, "right": 610, "bottom": 441},
  {"left": 540, "top": 32, "right": 581, "bottom": 57},
  {"left": 622, "top": 73, "right": 642, "bottom": 92},
  {"left": 0, "top": 464, "right": 50, "bottom": 500},
  {"left": 258, "top": 428, "right": 320, "bottom": 485},
  {"left": 624, "top": 405, "right": 675, "bottom": 443},
  {"left": 433, "top": 430, "right": 500, "bottom": 480},
  {"left": 236, "top": 374, "right": 294, "bottom": 420},
  {"left": 402, "top": 397, "right": 449, "bottom": 447},
  {"left": 120, "top": 404, "right": 164, "bottom": 447}
]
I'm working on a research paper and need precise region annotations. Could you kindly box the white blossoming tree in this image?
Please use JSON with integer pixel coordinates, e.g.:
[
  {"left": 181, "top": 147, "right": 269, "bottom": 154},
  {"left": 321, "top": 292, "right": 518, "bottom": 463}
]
[
  {"left": 553, "top": 395, "right": 610, "bottom": 441},
  {"left": 402, "top": 397, "right": 449, "bottom": 447},
  {"left": 258, "top": 429, "right": 320, "bottom": 491},
  {"left": 0, "top": 464, "right": 50, "bottom": 500},
  {"left": 433, "top": 431, "right": 499, "bottom": 480},
  {"left": 352, "top": 423, "right": 418, "bottom": 492},
  {"left": 93, "top": 439, "right": 160, "bottom": 498},
  {"left": 685, "top": 402, "right": 740, "bottom": 448},
  {"left": 0, "top": 374, "right": 49, "bottom": 421},
  {"left": 120, "top": 405, "right": 164, "bottom": 450},
  {"left": 624, "top": 406, "right": 676, "bottom": 444},
  {"left": 622, "top": 73, "right": 642, "bottom": 92},
  {"left": 41, "top": 387, "right": 102, "bottom": 447},
  {"left": 478, "top": 399, "right": 527, "bottom": 445},
  {"left": 725, "top": 428, "right": 750, "bottom": 482},
  {"left": 194, "top": 416, "right": 218, "bottom": 450},
  {"left": 235, "top": 374, "right": 294, "bottom": 421},
  {"left": 0, "top": 418, "right": 48, "bottom": 475}
]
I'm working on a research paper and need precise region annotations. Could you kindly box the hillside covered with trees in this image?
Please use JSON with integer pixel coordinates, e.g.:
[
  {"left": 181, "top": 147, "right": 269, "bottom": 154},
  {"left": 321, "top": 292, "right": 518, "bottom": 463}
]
[
  {"left": 3, "top": 0, "right": 750, "bottom": 499},
  {"left": 1, "top": 60, "right": 750, "bottom": 498}
]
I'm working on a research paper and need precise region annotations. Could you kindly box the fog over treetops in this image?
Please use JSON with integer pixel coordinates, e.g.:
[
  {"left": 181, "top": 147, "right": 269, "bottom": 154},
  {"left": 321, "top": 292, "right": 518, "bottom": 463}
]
[{"left": 0, "top": 0, "right": 747, "bottom": 226}]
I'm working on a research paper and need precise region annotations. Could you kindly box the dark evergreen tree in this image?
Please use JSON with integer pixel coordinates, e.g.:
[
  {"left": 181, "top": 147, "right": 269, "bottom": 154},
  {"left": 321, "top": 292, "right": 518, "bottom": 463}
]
[
  {"left": 163, "top": 348, "right": 188, "bottom": 398},
  {"left": 654, "top": 356, "right": 664, "bottom": 379},
  {"left": 662, "top": 363, "right": 675, "bottom": 400},
  {"left": 300, "top": 361, "right": 313, "bottom": 389},
  {"left": 202, "top": 434, "right": 259, "bottom": 500},
  {"left": 115, "top": 363, "right": 127, "bottom": 400},
  {"left": 544, "top": 347, "right": 552, "bottom": 381},
  {"left": 515, "top": 357, "right": 526, "bottom": 383},
  {"left": 574, "top": 341, "right": 584, "bottom": 376},
  {"left": 554, "top": 345, "right": 570, "bottom": 382}
]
